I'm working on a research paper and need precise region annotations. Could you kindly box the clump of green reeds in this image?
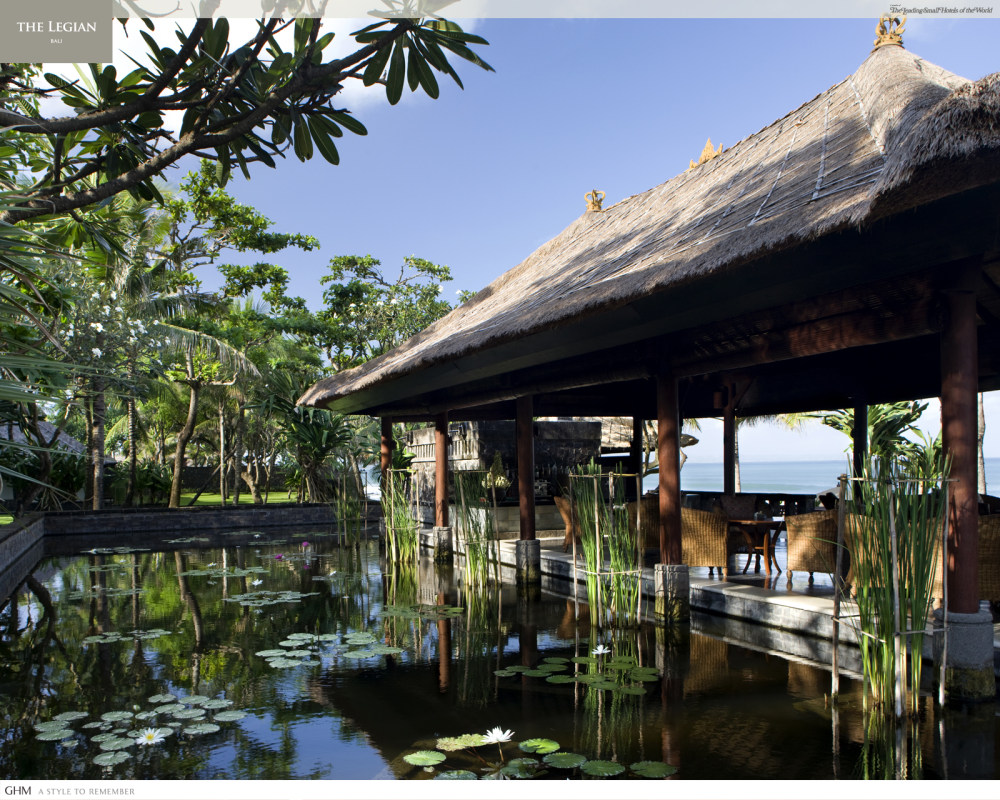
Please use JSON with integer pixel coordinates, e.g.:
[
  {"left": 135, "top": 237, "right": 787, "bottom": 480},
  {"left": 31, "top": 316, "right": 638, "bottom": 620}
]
[
  {"left": 570, "top": 463, "right": 642, "bottom": 628},
  {"left": 847, "top": 448, "right": 949, "bottom": 718},
  {"left": 453, "top": 470, "right": 500, "bottom": 587},
  {"left": 383, "top": 468, "right": 419, "bottom": 564}
]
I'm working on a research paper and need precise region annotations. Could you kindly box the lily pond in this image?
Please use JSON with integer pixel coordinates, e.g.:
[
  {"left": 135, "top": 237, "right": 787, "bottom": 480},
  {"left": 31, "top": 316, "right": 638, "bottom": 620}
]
[{"left": 0, "top": 528, "right": 984, "bottom": 781}]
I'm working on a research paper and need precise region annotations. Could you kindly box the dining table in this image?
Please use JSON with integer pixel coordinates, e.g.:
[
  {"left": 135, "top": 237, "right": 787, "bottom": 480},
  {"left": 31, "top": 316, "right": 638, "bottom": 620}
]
[{"left": 730, "top": 518, "right": 785, "bottom": 575}]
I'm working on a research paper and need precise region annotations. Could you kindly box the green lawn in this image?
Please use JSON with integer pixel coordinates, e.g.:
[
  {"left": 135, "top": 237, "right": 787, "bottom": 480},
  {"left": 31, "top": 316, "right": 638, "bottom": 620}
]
[{"left": 178, "top": 492, "right": 300, "bottom": 507}]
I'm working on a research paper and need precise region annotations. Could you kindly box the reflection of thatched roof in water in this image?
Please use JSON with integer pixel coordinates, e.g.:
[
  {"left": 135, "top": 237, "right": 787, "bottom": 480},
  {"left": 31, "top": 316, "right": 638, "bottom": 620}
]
[{"left": 301, "top": 40, "right": 999, "bottom": 416}]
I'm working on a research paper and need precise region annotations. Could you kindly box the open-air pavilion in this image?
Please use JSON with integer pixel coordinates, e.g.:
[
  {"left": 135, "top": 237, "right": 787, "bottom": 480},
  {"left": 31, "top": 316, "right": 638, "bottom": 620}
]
[{"left": 301, "top": 19, "right": 1000, "bottom": 699}]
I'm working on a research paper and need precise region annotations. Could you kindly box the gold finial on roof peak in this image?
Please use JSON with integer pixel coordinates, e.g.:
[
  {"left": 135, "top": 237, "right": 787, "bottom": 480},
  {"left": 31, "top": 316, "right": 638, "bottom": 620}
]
[
  {"left": 873, "top": 14, "right": 905, "bottom": 49},
  {"left": 688, "top": 138, "right": 724, "bottom": 171},
  {"left": 585, "top": 189, "right": 605, "bottom": 212}
]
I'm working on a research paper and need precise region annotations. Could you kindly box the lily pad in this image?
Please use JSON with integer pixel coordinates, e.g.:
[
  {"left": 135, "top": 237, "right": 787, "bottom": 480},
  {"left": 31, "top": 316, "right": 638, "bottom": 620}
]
[
  {"left": 630, "top": 760, "right": 678, "bottom": 778},
  {"left": 54, "top": 711, "right": 88, "bottom": 722},
  {"left": 212, "top": 710, "right": 248, "bottom": 723},
  {"left": 93, "top": 751, "right": 130, "bottom": 767},
  {"left": 201, "top": 699, "right": 233, "bottom": 710},
  {"left": 344, "top": 649, "right": 376, "bottom": 659},
  {"left": 544, "top": 752, "right": 587, "bottom": 769},
  {"left": 501, "top": 758, "right": 540, "bottom": 779},
  {"left": 545, "top": 675, "right": 576, "bottom": 684},
  {"left": 493, "top": 669, "right": 517, "bottom": 678},
  {"left": 616, "top": 686, "right": 647, "bottom": 696},
  {"left": 630, "top": 671, "right": 660, "bottom": 682},
  {"left": 434, "top": 770, "right": 478, "bottom": 780},
  {"left": 171, "top": 708, "right": 206, "bottom": 720},
  {"left": 82, "top": 721, "right": 107, "bottom": 730},
  {"left": 541, "top": 656, "right": 570, "bottom": 663},
  {"left": 101, "top": 712, "right": 133, "bottom": 723},
  {"left": 155, "top": 704, "right": 185, "bottom": 714},
  {"left": 370, "top": 645, "right": 403, "bottom": 655},
  {"left": 98, "top": 737, "right": 134, "bottom": 751},
  {"left": 181, "top": 695, "right": 210, "bottom": 706},
  {"left": 580, "top": 759, "right": 625, "bottom": 777},
  {"left": 436, "top": 733, "right": 485, "bottom": 751},
  {"left": 403, "top": 750, "right": 446, "bottom": 766},
  {"left": 35, "top": 720, "right": 75, "bottom": 732},
  {"left": 518, "top": 738, "right": 560, "bottom": 755},
  {"left": 522, "top": 669, "right": 550, "bottom": 677},
  {"left": 134, "top": 711, "right": 158, "bottom": 720},
  {"left": 255, "top": 649, "right": 288, "bottom": 658},
  {"left": 90, "top": 732, "right": 121, "bottom": 743},
  {"left": 266, "top": 658, "right": 302, "bottom": 668},
  {"left": 36, "top": 729, "right": 75, "bottom": 741},
  {"left": 148, "top": 693, "right": 176, "bottom": 704},
  {"left": 183, "top": 723, "right": 221, "bottom": 735}
]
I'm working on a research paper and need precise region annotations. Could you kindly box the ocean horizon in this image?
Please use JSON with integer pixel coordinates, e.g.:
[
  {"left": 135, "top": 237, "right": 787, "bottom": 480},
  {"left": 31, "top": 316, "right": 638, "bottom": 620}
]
[{"left": 661, "top": 457, "right": 1000, "bottom": 496}]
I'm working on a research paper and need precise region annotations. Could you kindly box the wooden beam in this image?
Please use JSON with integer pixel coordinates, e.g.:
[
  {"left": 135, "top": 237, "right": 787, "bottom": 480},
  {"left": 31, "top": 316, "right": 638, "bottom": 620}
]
[{"left": 516, "top": 395, "right": 535, "bottom": 541}]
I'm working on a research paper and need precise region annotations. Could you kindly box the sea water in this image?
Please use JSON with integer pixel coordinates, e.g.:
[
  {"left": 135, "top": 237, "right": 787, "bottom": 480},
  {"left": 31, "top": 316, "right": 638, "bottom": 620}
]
[{"left": 670, "top": 457, "right": 1000, "bottom": 496}]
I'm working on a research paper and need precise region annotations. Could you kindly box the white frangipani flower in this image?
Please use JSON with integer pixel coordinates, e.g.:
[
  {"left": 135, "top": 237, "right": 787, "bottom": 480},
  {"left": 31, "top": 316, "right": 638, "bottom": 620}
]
[
  {"left": 90, "top": 322, "right": 104, "bottom": 332},
  {"left": 92, "top": 348, "right": 103, "bottom": 358}
]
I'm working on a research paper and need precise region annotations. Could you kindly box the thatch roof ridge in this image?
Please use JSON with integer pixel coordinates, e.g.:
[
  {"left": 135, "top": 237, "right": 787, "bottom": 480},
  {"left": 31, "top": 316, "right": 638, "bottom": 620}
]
[
  {"left": 866, "top": 69, "right": 1000, "bottom": 218},
  {"left": 300, "top": 43, "right": 986, "bottom": 413}
]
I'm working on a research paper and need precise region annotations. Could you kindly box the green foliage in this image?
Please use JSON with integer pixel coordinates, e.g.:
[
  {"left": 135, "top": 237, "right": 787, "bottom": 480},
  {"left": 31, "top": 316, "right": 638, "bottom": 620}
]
[
  {"left": 0, "top": 18, "right": 492, "bottom": 224},
  {"left": 815, "top": 401, "right": 931, "bottom": 462},
  {"left": 318, "top": 254, "right": 456, "bottom": 370}
]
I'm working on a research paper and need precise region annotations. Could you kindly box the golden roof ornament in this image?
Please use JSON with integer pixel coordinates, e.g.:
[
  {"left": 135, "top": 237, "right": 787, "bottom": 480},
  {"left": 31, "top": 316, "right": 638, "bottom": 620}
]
[
  {"left": 873, "top": 14, "right": 905, "bottom": 49},
  {"left": 688, "top": 138, "right": 724, "bottom": 170},
  {"left": 585, "top": 189, "right": 605, "bottom": 212}
]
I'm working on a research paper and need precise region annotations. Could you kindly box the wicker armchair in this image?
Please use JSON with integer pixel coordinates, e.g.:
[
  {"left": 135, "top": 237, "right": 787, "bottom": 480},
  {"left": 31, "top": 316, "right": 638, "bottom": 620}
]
[
  {"left": 681, "top": 507, "right": 731, "bottom": 578},
  {"left": 785, "top": 509, "right": 839, "bottom": 587},
  {"left": 930, "top": 513, "right": 1000, "bottom": 604}
]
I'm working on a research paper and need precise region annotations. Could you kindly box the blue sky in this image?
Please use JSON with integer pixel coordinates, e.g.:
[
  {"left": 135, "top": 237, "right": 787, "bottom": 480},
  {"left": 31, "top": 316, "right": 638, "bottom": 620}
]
[{"left": 142, "top": 15, "right": 1000, "bottom": 464}]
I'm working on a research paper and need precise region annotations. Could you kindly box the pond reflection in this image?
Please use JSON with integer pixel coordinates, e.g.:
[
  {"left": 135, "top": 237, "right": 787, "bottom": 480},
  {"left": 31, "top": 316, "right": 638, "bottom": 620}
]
[{"left": 0, "top": 532, "right": 994, "bottom": 780}]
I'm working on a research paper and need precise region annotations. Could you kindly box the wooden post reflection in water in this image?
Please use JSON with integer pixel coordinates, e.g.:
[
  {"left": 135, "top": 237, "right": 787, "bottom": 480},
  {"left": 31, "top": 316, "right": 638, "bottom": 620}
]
[
  {"left": 657, "top": 625, "right": 687, "bottom": 777},
  {"left": 437, "top": 591, "right": 450, "bottom": 692}
]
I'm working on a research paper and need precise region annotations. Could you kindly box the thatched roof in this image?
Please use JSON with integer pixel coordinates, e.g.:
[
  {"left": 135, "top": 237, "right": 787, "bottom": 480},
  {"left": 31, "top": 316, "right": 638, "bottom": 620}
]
[
  {"left": 301, "top": 41, "right": 998, "bottom": 415},
  {"left": 0, "top": 420, "right": 87, "bottom": 455}
]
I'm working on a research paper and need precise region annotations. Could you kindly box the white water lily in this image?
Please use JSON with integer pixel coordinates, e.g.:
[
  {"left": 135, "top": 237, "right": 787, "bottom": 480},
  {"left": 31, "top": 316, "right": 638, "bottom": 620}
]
[
  {"left": 591, "top": 644, "right": 612, "bottom": 656},
  {"left": 251, "top": 579, "right": 263, "bottom": 586},
  {"left": 136, "top": 728, "right": 167, "bottom": 746},
  {"left": 482, "top": 726, "right": 514, "bottom": 745}
]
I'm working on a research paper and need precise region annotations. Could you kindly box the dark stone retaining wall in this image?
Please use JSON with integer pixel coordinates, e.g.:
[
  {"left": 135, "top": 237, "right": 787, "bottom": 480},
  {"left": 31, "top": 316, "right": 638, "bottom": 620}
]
[
  {"left": 40, "top": 503, "right": 371, "bottom": 536},
  {"left": 0, "top": 514, "right": 45, "bottom": 601}
]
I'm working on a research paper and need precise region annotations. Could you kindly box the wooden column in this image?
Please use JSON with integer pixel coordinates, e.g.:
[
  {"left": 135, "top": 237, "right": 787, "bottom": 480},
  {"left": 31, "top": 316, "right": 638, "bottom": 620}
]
[
  {"left": 723, "top": 389, "right": 736, "bottom": 496},
  {"left": 629, "top": 416, "right": 644, "bottom": 479},
  {"left": 516, "top": 395, "right": 536, "bottom": 541},
  {"left": 379, "top": 417, "right": 393, "bottom": 493},
  {"left": 852, "top": 401, "right": 868, "bottom": 479},
  {"left": 434, "top": 413, "right": 449, "bottom": 529},
  {"left": 941, "top": 273, "right": 980, "bottom": 615},
  {"left": 657, "top": 372, "right": 682, "bottom": 564}
]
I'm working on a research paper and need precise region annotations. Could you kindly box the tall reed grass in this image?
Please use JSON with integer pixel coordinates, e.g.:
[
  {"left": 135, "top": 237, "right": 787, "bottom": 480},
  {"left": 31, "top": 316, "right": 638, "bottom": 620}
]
[
  {"left": 453, "top": 470, "right": 500, "bottom": 587},
  {"left": 383, "top": 468, "right": 419, "bottom": 564},
  {"left": 570, "top": 464, "right": 642, "bottom": 628},
  {"left": 333, "top": 471, "right": 366, "bottom": 545},
  {"left": 846, "top": 449, "right": 949, "bottom": 718}
]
